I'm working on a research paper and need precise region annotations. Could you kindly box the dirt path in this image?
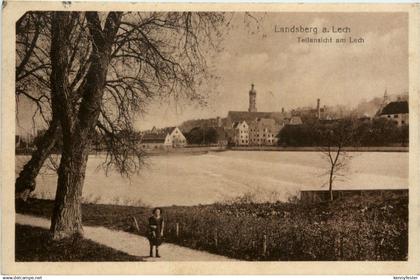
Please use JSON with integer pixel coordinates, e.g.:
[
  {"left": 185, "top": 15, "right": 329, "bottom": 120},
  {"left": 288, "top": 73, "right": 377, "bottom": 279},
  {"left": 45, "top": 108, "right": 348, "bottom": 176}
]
[{"left": 16, "top": 214, "right": 233, "bottom": 262}]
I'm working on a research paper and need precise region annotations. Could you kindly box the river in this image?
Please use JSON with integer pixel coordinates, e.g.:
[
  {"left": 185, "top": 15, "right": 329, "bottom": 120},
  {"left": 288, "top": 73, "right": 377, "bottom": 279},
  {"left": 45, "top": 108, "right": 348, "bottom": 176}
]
[{"left": 16, "top": 151, "right": 408, "bottom": 206}]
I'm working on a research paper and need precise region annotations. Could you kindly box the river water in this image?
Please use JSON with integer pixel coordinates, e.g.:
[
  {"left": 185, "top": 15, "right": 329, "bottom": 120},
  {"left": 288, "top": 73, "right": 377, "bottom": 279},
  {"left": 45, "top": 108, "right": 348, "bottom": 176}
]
[{"left": 16, "top": 151, "right": 408, "bottom": 206}]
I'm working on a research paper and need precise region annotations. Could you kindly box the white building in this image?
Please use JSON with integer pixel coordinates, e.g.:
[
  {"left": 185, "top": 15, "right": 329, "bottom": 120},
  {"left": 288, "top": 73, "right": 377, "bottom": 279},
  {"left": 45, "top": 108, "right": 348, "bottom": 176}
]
[
  {"left": 378, "top": 101, "right": 409, "bottom": 127},
  {"left": 233, "top": 121, "right": 249, "bottom": 146},
  {"left": 140, "top": 127, "right": 187, "bottom": 149}
]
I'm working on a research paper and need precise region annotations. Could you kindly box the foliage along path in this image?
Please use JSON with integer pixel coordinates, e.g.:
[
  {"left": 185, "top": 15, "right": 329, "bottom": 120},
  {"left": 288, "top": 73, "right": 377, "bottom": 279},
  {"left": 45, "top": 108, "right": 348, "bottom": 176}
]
[{"left": 16, "top": 214, "right": 233, "bottom": 262}]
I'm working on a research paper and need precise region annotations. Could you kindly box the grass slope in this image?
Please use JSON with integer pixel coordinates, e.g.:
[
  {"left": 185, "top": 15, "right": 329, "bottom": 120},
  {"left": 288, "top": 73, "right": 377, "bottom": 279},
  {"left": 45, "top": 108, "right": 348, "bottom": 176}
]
[
  {"left": 16, "top": 192, "right": 408, "bottom": 261},
  {"left": 15, "top": 224, "right": 142, "bottom": 261}
]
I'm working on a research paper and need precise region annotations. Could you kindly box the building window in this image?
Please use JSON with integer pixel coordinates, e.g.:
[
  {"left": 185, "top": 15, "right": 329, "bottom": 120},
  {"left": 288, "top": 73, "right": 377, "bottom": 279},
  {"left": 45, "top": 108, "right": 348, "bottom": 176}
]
[
  {"left": 402, "top": 120, "right": 405, "bottom": 124},
  {"left": 394, "top": 114, "right": 398, "bottom": 118}
]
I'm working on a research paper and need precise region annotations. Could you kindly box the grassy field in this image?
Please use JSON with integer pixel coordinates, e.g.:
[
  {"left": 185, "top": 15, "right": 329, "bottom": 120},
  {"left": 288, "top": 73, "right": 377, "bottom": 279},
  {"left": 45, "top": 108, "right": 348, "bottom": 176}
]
[
  {"left": 15, "top": 224, "right": 142, "bottom": 261},
  {"left": 16, "top": 191, "right": 408, "bottom": 261}
]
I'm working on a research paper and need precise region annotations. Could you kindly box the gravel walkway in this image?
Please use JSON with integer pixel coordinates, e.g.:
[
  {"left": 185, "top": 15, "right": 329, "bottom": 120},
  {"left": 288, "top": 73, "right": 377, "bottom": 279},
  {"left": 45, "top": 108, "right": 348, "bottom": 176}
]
[{"left": 16, "top": 213, "right": 233, "bottom": 262}]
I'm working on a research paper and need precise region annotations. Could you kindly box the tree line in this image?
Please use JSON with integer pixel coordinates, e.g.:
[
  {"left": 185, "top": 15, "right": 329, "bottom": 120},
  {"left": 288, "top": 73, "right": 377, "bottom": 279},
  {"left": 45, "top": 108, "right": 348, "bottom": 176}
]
[
  {"left": 184, "top": 126, "right": 218, "bottom": 145},
  {"left": 278, "top": 118, "right": 408, "bottom": 147}
]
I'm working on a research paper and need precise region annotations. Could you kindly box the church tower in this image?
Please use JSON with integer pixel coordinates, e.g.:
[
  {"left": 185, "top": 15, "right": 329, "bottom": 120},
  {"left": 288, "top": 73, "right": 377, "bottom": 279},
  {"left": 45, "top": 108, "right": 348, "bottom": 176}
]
[{"left": 248, "top": 84, "right": 257, "bottom": 112}]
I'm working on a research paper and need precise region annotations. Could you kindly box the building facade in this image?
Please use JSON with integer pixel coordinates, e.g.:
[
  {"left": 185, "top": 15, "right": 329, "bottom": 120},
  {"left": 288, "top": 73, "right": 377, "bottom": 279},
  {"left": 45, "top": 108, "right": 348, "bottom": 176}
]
[
  {"left": 249, "top": 118, "right": 281, "bottom": 146},
  {"left": 140, "top": 127, "right": 187, "bottom": 149},
  {"left": 233, "top": 121, "right": 249, "bottom": 146},
  {"left": 378, "top": 101, "right": 409, "bottom": 126},
  {"left": 224, "top": 84, "right": 289, "bottom": 146}
]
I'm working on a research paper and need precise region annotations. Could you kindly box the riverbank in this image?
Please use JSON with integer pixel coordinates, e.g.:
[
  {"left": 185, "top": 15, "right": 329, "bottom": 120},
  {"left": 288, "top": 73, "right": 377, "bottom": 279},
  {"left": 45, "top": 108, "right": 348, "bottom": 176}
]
[
  {"left": 16, "top": 192, "right": 408, "bottom": 261},
  {"left": 230, "top": 146, "right": 409, "bottom": 152},
  {"left": 144, "top": 145, "right": 409, "bottom": 155},
  {"left": 16, "top": 145, "right": 408, "bottom": 156}
]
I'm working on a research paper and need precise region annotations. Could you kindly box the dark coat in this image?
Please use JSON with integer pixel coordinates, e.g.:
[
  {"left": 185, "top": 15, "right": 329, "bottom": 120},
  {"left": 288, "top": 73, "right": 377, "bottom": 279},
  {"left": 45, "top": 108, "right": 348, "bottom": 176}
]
[{"left": 148, "top": 216, "right": 164, "bottom": 246}]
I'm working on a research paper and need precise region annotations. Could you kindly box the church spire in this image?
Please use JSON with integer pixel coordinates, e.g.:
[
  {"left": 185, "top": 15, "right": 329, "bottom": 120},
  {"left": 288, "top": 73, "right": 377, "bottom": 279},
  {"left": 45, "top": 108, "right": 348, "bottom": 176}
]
[{"left": 248, "top": 83, "right": 257, "bottom": 112}]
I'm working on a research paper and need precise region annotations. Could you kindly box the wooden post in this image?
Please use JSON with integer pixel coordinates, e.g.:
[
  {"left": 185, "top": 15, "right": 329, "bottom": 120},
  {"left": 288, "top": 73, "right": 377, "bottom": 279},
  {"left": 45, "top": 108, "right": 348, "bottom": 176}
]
[
  {"left": 176, "top": 222, "right": 179, "bottom": 238},
  {"left": 263, "top": 234, "right": 267, "bottom": 257},
  {"left": 132, "top": 216, "right": 140, "bottom": 232}
]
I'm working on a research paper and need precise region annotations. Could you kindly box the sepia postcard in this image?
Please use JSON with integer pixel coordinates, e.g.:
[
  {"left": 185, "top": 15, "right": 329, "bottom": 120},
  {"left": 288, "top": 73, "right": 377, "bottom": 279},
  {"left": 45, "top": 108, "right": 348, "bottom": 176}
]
[{"left": 1, "top": 1, "right": 420, "bottom": 275}]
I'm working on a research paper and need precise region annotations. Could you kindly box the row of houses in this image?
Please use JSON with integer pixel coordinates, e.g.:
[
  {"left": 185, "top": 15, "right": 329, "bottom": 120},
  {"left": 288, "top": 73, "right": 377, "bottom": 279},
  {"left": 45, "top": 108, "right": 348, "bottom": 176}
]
[
  {"left": 231, "top": 115, "right": 304, "bottom": 146},
  {"left": 140, "top": 84, "right": 310, "bottom": 148},
  {"left": 233, "top": 118, "right": 277, "bottom": 146},
  {"left": 226, "top": 85, "right": 302, "bottom": 146},
  {"left": 16, "top": 92, "right": 409, "bottom": 153},
  {"left": 232, "top": 118, "right": 281, "bottom": 146},
  {"left": 138, "top": 119, "right": 287, "bottom": 149},
  {"left": 137, "top": 86, "right": 409, "bottom": 149}
]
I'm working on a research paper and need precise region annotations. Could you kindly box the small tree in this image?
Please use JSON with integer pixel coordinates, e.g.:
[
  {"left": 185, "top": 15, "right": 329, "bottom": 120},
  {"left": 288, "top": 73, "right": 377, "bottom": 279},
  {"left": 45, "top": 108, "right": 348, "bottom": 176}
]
[{"left": 318, "top": 119, "right": 358, "bottom": 201}]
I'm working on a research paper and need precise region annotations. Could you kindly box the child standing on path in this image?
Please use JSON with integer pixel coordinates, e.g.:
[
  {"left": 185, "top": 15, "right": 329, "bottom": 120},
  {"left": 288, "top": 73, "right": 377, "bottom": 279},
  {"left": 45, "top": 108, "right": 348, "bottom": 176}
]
[{"left": 148, "top": 208, "right": 165, "bottom": 258}]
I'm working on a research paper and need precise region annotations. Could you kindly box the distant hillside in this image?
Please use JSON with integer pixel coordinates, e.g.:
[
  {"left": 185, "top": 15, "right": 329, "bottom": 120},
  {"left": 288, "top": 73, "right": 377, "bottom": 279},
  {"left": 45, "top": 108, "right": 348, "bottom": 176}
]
[
  {"left": 179, "top": 118, "right": 224, "bottom": 133},
  {"left": 352, "top": 93, "right": 408, "bottom": 118}
]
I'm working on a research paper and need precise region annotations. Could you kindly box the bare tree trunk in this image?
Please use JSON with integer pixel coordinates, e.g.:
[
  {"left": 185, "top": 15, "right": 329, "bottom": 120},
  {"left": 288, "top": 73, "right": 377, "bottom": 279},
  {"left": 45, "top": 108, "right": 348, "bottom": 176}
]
[
  {"left": 50, "top": 136, "right": 89, "bottom": 240},
  {"left": 49, "top": 11, "right": 83, "bottom": 239},
  {"left": 49, "top": 11, "right": 122, "bottom": 239},
  {"left": 329, "top": 166, "right": 334, "bottom": 201},
  {"left": 15, "top": 119, "right": 59, "bottom": 201}
]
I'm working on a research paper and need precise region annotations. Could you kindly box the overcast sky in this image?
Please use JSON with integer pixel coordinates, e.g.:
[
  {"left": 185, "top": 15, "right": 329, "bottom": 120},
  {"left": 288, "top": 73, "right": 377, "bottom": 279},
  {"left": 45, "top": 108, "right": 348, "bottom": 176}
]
[
  {"left": 135, "top": 12, "right": 408, "bottom": 130},
  {"left": 17, "top": 12, "right": 408, "bottom": 134}
]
